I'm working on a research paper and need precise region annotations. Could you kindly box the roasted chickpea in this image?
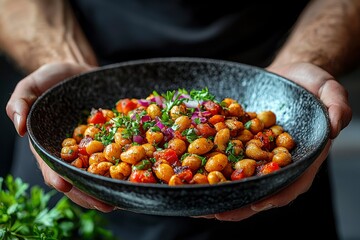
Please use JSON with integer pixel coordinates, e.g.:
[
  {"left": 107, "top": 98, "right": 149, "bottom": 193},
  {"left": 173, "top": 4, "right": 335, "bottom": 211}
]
[
  {"left": 236, "top": 129, "right": 254, "bottom": 143},
  {"left": 246, "top": 112, "right": 257, "bottom": 119},
  {"left": 221, "top": 98, "right": 236, "bottom": 108},
  {"left": 191, "top": 173, "right": 209, "bottom": 184},
  {"left": 214, "top": 128, "right": 230, "bottom": 152},
  {"left": 272, "top": 146, "right": 292, "bottom": 167},
  {"left": 103, "top": 142, "right": 122, "bottom": 163},
  {"left": 114, "top": 128, "right": 132, "bottom": 146},
  {"left": 87, "top": 161, "right": 113, "bottom": 176},
  {"left": 276, "top": 132, "right": 295, "bottom": 150},
  {"left": 71, "top": 158, "right": 84, "bottom": 168},
  {"left": 110, "top": 162, "right": 132, "bottom": 179},
  {"left": 182, "top": 154, "right": 202, "bottom": 172},
  {"left": 205, "top": 153, "right": 228, "bottom": 172},
  {"left": 234, "top": 159, "right": 257, "bottom": 177},
  {"left": 214, "top": 122, "right": 227, "bottom": 132},
  {"left": 228, "top": 102, "right": 245, "bottom": 117},
  {"left": 61, "top": 145, "right": 78, "bottom": 162},
  {"left": 89, "top": 152, "right": 107, "bottom": 165},
  {"left": 257, "top": 110, "right": 276, "bottom": 128},
  {"left": 221, "top": 162, "right": 234, "bottom": 179},
  {"left": 188, "top": 138, "right": 214, "bottom": 155},
  {"left": 245, "top": 140, "right": 273, "bottom": 161},
  {"left": 62, "top": 138, "right": 77, "bottom": 147},
  {"left": 168, "top": 175, "right": 184, "bottom": 186},
  {"left": 83, "top": 125, "right": 101, "bottom": 138},
  {"left": 173, "top": 116, "right": 192, "bottom": 133},
  {"left": 270, "top": 125, "right": 284, "bottom": 137},
  {"left": 272, "top": 152, "right": 292, "bottom": 167},
  {"left": 120, "top": 145, "right": 146, "bottom": 165},
  {"left": 85, "top": 140, "right": 104, "bottom": 155},
  {"left": 145, "top": 129, "right": 164, "bottom": 145},
  {"left": 229, "top": 140, "right": 244, "bottom": 156},
  {"left": 153, "top": 161, "right": 175, "bottom": 183},
  {"left": 245, "top": 117, "right": 264, "bottom": 134},
  {"left": 272, "top": 146, "right": 290, "bottom": 155},
  {"left": 167, "top": 138, "right": 187, "bottom": 156},
  {"left": 146, "top": 104, "right": 162, "bottom": 119},
  {"left": 142, "top": 143, "right": 156, "bottom": 157},
  {"left": 73, "top": 124, "right": 88, "bottom": 143},
  {"left": 207, "top": 171, "right": 227, "bottom": 184},
  {"left": 225, "top": 118, "right": 244, "bottom": 136},
  {"left": 170, "top": 104, "right": 186, "bottom": 120}
]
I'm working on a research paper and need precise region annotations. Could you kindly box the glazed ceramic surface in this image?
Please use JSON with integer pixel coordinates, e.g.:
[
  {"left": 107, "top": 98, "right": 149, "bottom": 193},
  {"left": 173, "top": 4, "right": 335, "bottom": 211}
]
[{"left": 27, "top": 57, "right": 330, "bottom": 216}]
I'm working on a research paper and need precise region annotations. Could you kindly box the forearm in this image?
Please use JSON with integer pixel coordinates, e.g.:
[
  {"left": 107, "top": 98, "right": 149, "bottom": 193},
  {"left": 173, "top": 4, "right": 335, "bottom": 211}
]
[
  {"left": 0, "top": 0, "right": 97, "bottom": 73},
  {"left": 271, "top": 0, "right": 360, "bottom": 77}
]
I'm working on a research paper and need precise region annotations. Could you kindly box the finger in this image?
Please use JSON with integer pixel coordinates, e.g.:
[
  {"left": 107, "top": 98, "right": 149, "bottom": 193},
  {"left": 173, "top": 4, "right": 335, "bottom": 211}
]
[
  {"left": 6, "top": 63, "right": 92, "bottom": 136},
  {"left": 29, "top": 141, "right": 73, "bottom": 192},
  {"left": 191, "top": 214, "right": 216, "bottom": 219},
  {"left": 214, "top": 205, "right": 257, "bottom": 221},
  {"left": 30, "top": 142, "right": 114, "bottom": 212},
  {"left": 318, "top": 80, "right": 352, "bottom": 138},
  {"left": 64, "top": 187, "right": 115, "bottom": 213},
  {"left": 267, "top": 63, "right": 331, "bottom": 94}
]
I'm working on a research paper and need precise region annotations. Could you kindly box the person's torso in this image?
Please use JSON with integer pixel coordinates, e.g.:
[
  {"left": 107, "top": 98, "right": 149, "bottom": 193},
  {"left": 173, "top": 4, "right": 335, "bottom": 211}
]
[{"left": 71, "top": 0, "right": 310, "bottom": 66}]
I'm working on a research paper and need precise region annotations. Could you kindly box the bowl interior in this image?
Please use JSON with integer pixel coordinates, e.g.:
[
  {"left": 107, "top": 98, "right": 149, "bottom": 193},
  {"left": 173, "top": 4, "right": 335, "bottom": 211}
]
[{"left": 27, "top": 57, "right": 330, "bottom": 216}]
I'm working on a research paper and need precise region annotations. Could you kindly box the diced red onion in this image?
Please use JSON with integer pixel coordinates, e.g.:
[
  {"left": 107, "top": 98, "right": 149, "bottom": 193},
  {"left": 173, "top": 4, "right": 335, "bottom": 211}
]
[
  {"left": 155, "top": 118, "right": 165, "bottom": 130},
  {"left": 133, "top": 135, "right": 144, "bottom": 144},
  {"left": 184, "top": 100, "right": 202, "bottom": 108},
  {"left": 138, "top": 99, "right": 150, "bottom": 107},
  {"left": 141, "top": 115, "right": 151, "bottom": 123}
]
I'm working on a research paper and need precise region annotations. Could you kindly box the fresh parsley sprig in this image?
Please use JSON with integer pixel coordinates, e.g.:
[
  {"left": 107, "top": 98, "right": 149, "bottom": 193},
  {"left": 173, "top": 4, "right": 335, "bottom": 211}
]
[
  {"left": 189, "top": 88, "right": 215, "bottom": 101},
  {"left": 0, "top": 175, "right": 116, "bottom": 240}
]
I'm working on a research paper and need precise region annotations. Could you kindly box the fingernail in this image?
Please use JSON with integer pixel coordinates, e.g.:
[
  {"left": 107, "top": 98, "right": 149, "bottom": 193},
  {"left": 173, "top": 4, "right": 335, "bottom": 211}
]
[
  {"left": 14, "top": 113, "right": 21, "bottom": 135},
  {"left": 251, "top": 203, "right": 274, "bottom": 212}
]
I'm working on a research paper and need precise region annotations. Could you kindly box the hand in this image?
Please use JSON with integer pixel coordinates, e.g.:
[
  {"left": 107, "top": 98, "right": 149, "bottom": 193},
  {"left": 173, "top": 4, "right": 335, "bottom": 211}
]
[
  {"left": 6, "top": 62, "right": 115, "bottom": 212},
  {"left": 210, "top": 62, "right": 352, "bottom": 221}
]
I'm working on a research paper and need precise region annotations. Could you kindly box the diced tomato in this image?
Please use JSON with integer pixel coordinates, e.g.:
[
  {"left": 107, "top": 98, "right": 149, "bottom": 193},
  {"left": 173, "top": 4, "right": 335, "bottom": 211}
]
[
  {"left": 153, "top": 149, "right": 180, "bottom": 166},
  {"left": 116, "top": 98, "right": 138, "bottom": 115},
  {"left": 175, "top": 167, "right": 193, "bottom": 183},
  {"left": 129, "top": 169, "right": 157, "bottom": 183},
  {"left": 258, "top": 162, "right": 280, "bottom": 175},
  {"left": 231, "top": 169, "right": 246, "bottom": 181},
  {"left": 195, "top": 123, "right": 217, "bottom": 138},
  {"left": 254, "top": 129, "right": 276, "bottom": 151},
  {"left": 87, "top": 109, "right": 107, "bottom": 124},
  {"left": 208, "top": 114, "right": 225, "bottom": 125},
  {"left": 173, "top": 130, "right": 187, "bottom": 141},
  {"left": 78, "top": 137, "right": 92, "bottom": 156},
  {"left": 203, "top": 101, "right": 221, "bottom": 116},
  {"left": 78, "top": 154, "right": 89, "bottom": 168}
]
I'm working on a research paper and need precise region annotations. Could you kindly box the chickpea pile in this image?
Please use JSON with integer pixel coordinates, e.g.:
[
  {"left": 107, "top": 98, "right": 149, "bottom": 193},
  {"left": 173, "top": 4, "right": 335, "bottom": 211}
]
[{"left": 60, "top": 88, "right": 295, "bottom": 185}]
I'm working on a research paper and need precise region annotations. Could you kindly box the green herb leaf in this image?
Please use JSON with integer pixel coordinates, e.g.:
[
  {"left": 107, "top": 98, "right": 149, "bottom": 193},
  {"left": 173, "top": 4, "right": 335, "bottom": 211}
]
[{"left": 0, "top": 175, "right": 116, "bottom": 240}]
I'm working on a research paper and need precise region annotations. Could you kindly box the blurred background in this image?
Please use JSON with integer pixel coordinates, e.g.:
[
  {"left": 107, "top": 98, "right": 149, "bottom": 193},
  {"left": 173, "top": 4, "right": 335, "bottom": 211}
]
[
  {"left": 1, "top": 55, "right": 360, "bottom": 239},
  {"left": 329, "top": 66, "right": 360, "bottom": 240}
]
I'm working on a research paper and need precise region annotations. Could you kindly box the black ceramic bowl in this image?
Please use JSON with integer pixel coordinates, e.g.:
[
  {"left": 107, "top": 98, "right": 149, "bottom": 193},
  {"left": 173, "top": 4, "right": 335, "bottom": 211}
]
[{"left": 27, "top": 57, "right": 330, "bottom": 216}]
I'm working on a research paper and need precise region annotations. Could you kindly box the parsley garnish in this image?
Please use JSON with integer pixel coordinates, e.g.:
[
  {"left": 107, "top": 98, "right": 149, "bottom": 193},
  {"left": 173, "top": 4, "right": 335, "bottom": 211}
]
[
  {"left": 225, "top": 141, "right": 244, "bottom": 163},
  {"left": 0, "top": 175, "right": 115, "bottom": 240},
  {"left": 181, "top": 128, "right": 199, "bottom": 143},
  {"left": 189, "top": 88, "right": 215, "bottom": 101}
]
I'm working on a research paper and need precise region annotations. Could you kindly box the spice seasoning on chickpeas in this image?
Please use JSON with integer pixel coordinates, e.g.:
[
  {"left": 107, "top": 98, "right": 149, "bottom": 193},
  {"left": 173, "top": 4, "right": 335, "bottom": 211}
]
[{"left": 60, "top": 88, "right": 295, "bottom": 185}]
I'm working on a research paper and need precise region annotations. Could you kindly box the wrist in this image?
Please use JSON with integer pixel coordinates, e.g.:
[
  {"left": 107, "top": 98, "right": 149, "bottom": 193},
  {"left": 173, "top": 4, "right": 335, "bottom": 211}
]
[{"left": 0, "top": 0, "right": 97, "bottom": 73}]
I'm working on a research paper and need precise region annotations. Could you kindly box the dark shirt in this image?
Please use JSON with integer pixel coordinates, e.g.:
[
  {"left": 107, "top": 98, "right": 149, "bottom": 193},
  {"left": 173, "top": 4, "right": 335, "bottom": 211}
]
[{"left": 71, "top": 0, "right": 309, "bottom": 66}]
